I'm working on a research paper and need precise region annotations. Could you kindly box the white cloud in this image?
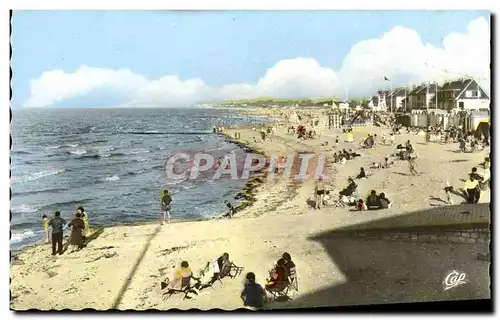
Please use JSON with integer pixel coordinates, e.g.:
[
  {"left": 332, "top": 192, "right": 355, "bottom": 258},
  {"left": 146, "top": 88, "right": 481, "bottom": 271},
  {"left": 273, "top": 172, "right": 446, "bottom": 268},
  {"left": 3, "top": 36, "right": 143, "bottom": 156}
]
[{"left": 23, "top": 17, "right": 489, "bottom": 107}]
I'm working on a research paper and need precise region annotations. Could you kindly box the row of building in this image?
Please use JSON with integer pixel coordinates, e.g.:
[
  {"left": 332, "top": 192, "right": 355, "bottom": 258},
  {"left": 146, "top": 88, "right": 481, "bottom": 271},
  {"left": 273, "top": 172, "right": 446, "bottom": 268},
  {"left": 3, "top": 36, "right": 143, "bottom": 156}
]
[{"left": 369, "top": 78, "right": 490, "bottom": 113}]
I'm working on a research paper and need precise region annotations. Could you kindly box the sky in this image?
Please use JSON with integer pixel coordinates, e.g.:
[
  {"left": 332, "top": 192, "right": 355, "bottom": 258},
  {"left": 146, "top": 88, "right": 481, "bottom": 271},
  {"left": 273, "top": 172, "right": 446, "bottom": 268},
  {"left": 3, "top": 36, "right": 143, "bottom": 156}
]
[{"left": 11, "top": 10, "right": 490, "bottom": 108}]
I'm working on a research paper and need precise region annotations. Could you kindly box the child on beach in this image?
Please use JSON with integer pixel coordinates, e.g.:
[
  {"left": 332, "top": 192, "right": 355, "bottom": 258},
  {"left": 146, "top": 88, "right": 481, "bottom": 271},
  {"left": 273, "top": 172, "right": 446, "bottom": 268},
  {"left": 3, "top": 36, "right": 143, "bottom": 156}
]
[
  {"left": 444, "top": 182, "right": 454, "bottom": 205},
  {"left": 42, "top": 214, "right": 51, "bottom": 244},
  {"left": 357, "top": 199, "right": 368, "bottom": 211},
  {"left": 335, "top": 136, "right": 339, "bottom": 149}
]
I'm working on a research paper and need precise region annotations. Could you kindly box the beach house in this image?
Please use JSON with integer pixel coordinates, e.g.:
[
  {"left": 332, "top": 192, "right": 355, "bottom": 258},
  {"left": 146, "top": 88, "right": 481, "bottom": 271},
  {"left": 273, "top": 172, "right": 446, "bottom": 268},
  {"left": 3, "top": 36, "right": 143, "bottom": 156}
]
[
  {"left": 386, "top": 87, "right": 409, "bottom": 112},
  {"left": 402, "top": 83, "right": 437, "bottom": 110},
  {"left": 431, "top": 78, "right": 490, "bottom": 112},
  {"left": 368, "top": 96, "right": 385, "bottom": 112}
]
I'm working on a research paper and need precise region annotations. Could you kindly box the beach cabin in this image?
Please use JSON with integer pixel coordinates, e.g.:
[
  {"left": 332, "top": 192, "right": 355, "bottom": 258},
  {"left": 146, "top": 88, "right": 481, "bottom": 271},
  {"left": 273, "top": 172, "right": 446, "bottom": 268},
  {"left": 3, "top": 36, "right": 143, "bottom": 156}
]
[{"left": 432, "top": 78, "right": 490, "bottom": 112}]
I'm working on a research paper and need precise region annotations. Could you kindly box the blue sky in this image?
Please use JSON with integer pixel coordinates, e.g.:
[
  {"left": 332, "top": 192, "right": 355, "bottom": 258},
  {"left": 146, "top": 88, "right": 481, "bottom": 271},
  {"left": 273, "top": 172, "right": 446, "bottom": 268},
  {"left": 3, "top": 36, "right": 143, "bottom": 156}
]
[{"left": 11, "top": 10, "right": 490, "bottom": 107}]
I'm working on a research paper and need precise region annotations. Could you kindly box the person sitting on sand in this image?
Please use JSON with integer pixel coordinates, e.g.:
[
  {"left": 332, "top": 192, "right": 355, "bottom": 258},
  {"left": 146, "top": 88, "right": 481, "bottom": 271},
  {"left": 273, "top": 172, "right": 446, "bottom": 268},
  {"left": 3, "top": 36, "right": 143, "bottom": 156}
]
[
  {"left": 349, "top": 149, "right": 361, "bottom": 158},
  {"left": 322, "top": 190, "right": 334, "bottom": 206},
  {"left": 366, "top": 190, "right": 379, "bottom": 209},
  {"left": 357, "top": 199, "right": 368, "bottom": 211},
  {"left": 356, "top": 167, "right": 367, "bottom": 179},
  {"left": 378, "top": 193, "right": 392, "bottom": 209},
  {"left": 241, "top": 272, "right": 266, "bottom": 310},
  {"left": 383, "top": 157, "right": 394, "bottom": 169},
  {"left": 216, "top": 252, "right": 232, "bottom": 276},
  {"left": 370, "top": 162, "right": 382, "bottom": 169},
  {"left": 341, "top": 149, "right": 350, "bottom": 161},
  {"left": 339, "top": 154, "right": 347, "bottom": 165},
  {"left": 333, "top": 152, "right": 339, "bottom": 164},
  {"left": 339, "top": 178, "right": 357, "bottom": 197},
  {"left": 265, "top": 259, "right": 289, "bottom": 292},
  {"left": 171, "top": 261, "right": 194, "bottom": 288}
]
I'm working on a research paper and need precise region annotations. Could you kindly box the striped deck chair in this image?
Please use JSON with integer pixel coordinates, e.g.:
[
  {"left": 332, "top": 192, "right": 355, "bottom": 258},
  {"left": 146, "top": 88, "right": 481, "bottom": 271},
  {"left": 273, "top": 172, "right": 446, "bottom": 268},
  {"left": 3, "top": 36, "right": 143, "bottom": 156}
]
[{"left": 161, "top": 275, "right": 200, "bottom": 300}]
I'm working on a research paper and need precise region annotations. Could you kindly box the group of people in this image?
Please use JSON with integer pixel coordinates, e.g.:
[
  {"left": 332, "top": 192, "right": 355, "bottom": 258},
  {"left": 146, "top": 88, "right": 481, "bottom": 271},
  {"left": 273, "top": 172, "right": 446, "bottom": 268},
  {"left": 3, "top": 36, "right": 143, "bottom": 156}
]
[
  {"left": 357, "top": 190, "right": 392, "bottom": 211},
  {"left": 463, "top": 166, "right": 489, "bottom": 204},
  {"left": 161, "top": 252, "right": 296, "bottom": 310},
  {"left": 213, "top": 126, "right": 226, "bottom": 133},
  {"left": 332, "top": 149, "right": 361, "bottom": 165},
  {"left": 42, "top": 206, "right": 90, "bottom": 256},
  {"left": 362, "top": 134, "right": 376, "bottom": 148}
]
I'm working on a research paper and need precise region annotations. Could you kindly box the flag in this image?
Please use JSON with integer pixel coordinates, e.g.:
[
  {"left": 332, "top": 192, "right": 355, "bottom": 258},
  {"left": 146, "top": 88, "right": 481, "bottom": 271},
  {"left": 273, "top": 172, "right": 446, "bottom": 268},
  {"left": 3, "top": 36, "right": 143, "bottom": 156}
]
[{"left": 384, "top": 76, "right": 390, "bottom": 81}]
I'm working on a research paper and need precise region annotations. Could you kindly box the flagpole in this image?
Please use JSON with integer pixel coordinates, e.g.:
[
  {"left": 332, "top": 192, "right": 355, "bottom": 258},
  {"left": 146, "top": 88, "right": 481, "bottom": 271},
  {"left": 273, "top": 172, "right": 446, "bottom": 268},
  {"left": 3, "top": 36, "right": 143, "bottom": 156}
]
[{"left": 426, "top": 80, "right": 430, "bottom": 144}]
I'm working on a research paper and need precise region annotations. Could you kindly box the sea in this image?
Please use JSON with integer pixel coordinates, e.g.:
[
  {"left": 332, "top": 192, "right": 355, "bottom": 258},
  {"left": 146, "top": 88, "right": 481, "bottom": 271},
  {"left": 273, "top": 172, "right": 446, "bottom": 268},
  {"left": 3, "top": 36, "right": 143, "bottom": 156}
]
[{"left": 10, "top": 108, "right": 267, "bottom": 250}]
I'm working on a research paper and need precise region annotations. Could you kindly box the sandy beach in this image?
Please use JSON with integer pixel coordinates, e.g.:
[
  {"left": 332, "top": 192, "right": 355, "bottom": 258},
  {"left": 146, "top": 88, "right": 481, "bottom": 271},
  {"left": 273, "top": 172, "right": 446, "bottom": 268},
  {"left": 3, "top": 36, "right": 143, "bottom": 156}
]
[{"left": 10, "top": 115, "right": 491, "bottom": 310}]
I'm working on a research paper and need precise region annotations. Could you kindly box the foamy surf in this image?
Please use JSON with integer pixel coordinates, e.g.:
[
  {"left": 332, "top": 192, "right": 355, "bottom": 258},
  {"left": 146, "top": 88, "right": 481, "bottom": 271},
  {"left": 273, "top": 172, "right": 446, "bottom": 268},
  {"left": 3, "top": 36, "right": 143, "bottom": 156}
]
[
  {"left": 102, "top": 175, "right": 120, "bottom": 182},
  {"left": 68, "top": 149, "right": 87, "bottom": 156},
  {"left": 10, "top": 230, "right": 36, "bottom": 244},
  {"left": 12, "top": 169, "right": 66, "bottom": 183},
  {"left": 11, "top": 204, "right": 39, "bottom": 214}
]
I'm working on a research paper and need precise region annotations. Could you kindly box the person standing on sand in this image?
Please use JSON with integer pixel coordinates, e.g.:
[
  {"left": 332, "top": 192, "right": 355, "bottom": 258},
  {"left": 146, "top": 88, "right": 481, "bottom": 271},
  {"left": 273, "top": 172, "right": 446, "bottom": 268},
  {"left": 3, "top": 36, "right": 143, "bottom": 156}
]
[
  {"left": 224, "top": 200, "right": 235, "bottom": 218},
  {"left": 161, "top": 190, "right": 172, "bottom": 225},
  {"left": 407, "top": 155, "right": 418, "bottom": 176},
  {"left": 68, "top": 213, "right": 85, "bottom": 252},
  {"left": 315, "top": 177, "right": 326, "bottom": 209},
  {"left": 48, "top": 211, "right": 66, "bottom": 256},
  {"left": 42, "top": 214, "right": 51, "bottom": 244},
  {"left": 77, "top": 206, "right": 89, "bottom": 243},
  {"left": 464, "top": 176, "right": 480, "bottom": 204}
]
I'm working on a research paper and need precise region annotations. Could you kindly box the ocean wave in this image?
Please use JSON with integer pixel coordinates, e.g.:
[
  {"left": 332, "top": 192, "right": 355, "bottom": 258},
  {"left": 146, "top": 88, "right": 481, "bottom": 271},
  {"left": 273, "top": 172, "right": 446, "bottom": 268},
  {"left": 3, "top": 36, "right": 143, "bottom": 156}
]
[
  {"left": 12, "top": 168, "right": 66, "bottom": 183},
  {"left": 39, "top": 198, "right": 94, "bottom": 212},
  {"left": 45, "top": 145, "right": 61, "bottom": 149},
  {"left": 115, "top": 149, "right": 150, "bottom": 155},
  {"left": 102, "top": 175, "right": 120, "bottom": 182},
  {"left": 11, "top": 204, "right": 39, "bottom": 214},
  {"left": 12, "top": 187, "right": 68, "bottom": 196},
  {"left": 12, "top": 150, "right": 32, "bottom": 155},
  {"left": 10, "top": 230, "right": 37, "bottom": 244},
  {"left": 68, "top": 148, "right": 87, "bottom": 156},
  {"left": 64, "top": 143, "right": 79, "bottom": 148}
]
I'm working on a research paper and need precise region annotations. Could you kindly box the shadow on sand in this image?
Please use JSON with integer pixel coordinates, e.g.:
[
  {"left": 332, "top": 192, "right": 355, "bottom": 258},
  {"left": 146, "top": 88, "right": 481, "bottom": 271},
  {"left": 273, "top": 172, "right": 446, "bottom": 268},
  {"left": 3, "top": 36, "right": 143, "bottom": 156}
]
[{"left": 266, "top": 204, "right": 491, "bottom": 310}]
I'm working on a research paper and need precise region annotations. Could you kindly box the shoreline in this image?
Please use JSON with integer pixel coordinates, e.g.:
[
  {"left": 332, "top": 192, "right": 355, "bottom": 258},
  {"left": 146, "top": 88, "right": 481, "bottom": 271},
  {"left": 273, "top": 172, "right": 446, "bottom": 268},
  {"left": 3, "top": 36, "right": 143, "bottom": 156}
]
[{"left": 11, "top": 114, "right": 275, "bottom": 253}]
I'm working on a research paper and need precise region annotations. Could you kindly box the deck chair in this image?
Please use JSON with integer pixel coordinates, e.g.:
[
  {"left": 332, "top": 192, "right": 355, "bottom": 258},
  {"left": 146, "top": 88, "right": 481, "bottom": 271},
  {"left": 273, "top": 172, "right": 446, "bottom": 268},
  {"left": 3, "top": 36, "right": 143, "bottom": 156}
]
[
  {"left": 266, "top": 281, "right": 292, "bottom": 301},
  {"left": 161, "top": 275, "right": 200, "bottom": 300},
  {"left": 287, "top": 267, "right": 298, "bottom": 292}
]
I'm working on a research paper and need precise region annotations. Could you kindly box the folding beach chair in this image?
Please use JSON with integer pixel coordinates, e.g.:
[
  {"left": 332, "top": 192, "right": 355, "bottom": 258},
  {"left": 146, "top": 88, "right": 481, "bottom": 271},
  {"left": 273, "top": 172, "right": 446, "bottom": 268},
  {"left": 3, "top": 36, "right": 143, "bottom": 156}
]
[
  {"left": 288, "top": 267, "right": 299, "bottom": 292},
  {"left": 161, "top": 275, "right": 200, "bottom": 300},
  {"left": 266, "top": 281, "right": 292, "bottom": 302}
]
